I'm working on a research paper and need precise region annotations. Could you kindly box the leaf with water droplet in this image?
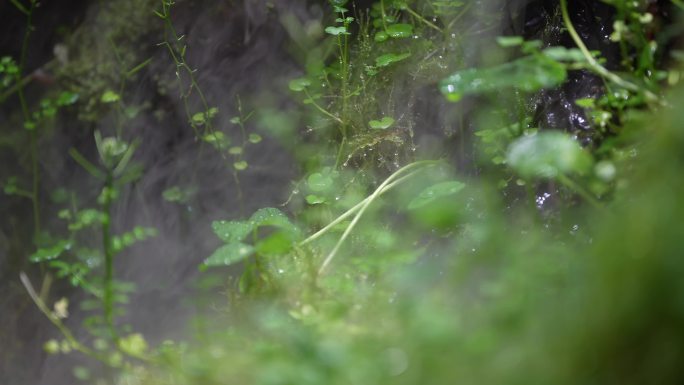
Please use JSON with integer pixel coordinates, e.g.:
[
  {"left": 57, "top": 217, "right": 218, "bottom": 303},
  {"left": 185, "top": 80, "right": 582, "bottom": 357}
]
[
  {"left": 376, "top": 52, "right": 411, "bottom": 67},
  {"left": 250, "top": 207, "right": 301, "bottom": 239},
  {"left": 439, "top": 55, "right": 566, "bottom": 102},
  {"left": 507, "top": 131, "right": 593, "bottom": 179},
  {"left": 408, "top": 180, "right": 466, "bottom": 210},
  {"left": 30, "top": 240, "right": 71, "bottom": 262},
  {"left": 212, "top": 220, "right": 253, "bottom": 243},
  {"left": 202, "top": 242, "right": 254, "bottom": 268},
  {"left": 369, "top": 116, "right": 395, "bottom": 130},
  {"left": 386, "top": 23, "right": 413, "bottom": 38}
]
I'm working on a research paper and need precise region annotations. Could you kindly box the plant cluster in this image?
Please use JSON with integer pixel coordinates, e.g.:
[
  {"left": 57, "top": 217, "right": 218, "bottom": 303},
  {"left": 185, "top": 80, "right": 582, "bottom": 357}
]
[{"left": 1, "top": 0, "right": 683, "bottom": 384}]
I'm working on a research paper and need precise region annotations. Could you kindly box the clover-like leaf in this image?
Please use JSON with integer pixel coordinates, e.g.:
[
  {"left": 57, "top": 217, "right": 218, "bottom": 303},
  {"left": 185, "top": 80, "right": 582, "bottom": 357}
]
[
  {"left": 288, "top": 77, "right": 312, "bottom": 92},
  {"left": 325, "top": 26, "right": 349, "bottom": 36},
  {"left": 369, "top": 116, "right": 395, "bottom": 130}
]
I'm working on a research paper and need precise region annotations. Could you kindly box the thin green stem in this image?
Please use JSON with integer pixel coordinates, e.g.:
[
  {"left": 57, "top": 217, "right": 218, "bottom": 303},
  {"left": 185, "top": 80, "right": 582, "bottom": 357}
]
[
  {"left": 404, "top": 6, "right": 442, "bottom": 33},
  {"left": 303, "top": 89, "right": 343, "bottom": 124},
  {"left": 20, "top": 272, "right": 106, "bottom": 361},
  {"left": 559, "top": 0, "right": 658, "bottom": 102},
  {"left": 557, "top": 174, "right": 604, "bottom": 211},
  {"left": 102, "top": 171, "right": 118, "bottom": 343},
  {"left": 314, "top": 161, "right": 440, "bottom": 275}
]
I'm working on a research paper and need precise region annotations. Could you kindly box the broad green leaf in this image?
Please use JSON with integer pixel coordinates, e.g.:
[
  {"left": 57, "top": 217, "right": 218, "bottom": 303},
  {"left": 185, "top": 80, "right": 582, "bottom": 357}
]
[
  {"left": 369, "top": 116, "right": 395, "bottom": 130},
  {"left": 228, "top": 146, "right": 243, "bottom": 155},
  {"left": 386, "top": 23, "right": 413, "bottom": 38},
  {"left": 375, "top": 31, "right": 389, "bottom": 42},
  {"left": 439, "top": 55, "right": 566, "bottom": 102},
  {"left": 234, "top": 161, "right": 248, "bottom": 170},
  {"left": 376, "top": 52, "right": 411, "bottom": 67},
  {"left": 408, "top": 180, "right": 466, "bottom": 210},
  {"left": 30, "top": 240, "right": 71, "bottom": 262},
  {"left": 202, "top": 242, "right": 254, "bottom": 267},
  {"left": 255, "top": 231, "right": 297, "bottom": 256},
  {"left": 212, "top": 220, "right": 253, "bottom": 243},
  {"left": 506, "top": 131, "right": 593, "bottom": 179}
]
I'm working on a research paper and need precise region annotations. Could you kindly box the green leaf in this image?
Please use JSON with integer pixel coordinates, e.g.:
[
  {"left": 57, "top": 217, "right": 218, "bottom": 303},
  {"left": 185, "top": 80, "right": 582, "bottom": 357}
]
[
  {"left": 375, "top": 52, "right": 411, "bottom": 67},
  {"left": 101, "top": 90, "right": 120, "bottom": 103},
  {"left": 374, "top": 31, "right": 389, "bottom": 42},
  {"left": 202, "top": 243, "right": 254, "bottom": 268},
  {"left": 30, "top": 240, "right": 71, "bottom": 262},
  {"left": 251, "top": 207, "right": 290, "bottom": 228},
  {"left": 506, "top": 131, "right": 593, "bottom": 179},
  {"left": 325, "top": 26, "right": 349, "bottom": 36},
  {"left": 56, "top": 92, "right": 79, "bottom": 106},
  {"left": 408, "top": 181, "right": 466, "bottom": 210},
  {"left": 543, "top": 46, "right": 587, "bottom": 62},
  {"left": 248, "top": 133, "right": 262, "bottom": 143},
  {"left": 385, "top": 23, "right": 413, "bottom": 38},
  {"left": 234, "top": 160, "right": 248, "bottom": 171},
  {"left": 228, "top": 146, "right": 243, "bottom": 155},
  {"left": 306, "top": 194, "right": 326, "bottom": 204},
  {"left": 288, "top": 77, "right": 311, "bottom": 92},
  {"left": 307, "top": 172, "right": 334, "bottom": 192},
  {"left": 212, "top": 220, "right": 253, "bottom": 243},
  {"left": 439, "top": 55, "right": 566, "bottom": 102},
  {"left": 255, "top": 231, "right": 297, "bottom": 256},
  {"left": 369, "top": 116, "right": 395, "bottom": 130},
  {"left": 191, "top": 107, "right": 219, "bottom": 126},
  {"left": 496, "top": 36, "right": 524, "bottom": 47}
]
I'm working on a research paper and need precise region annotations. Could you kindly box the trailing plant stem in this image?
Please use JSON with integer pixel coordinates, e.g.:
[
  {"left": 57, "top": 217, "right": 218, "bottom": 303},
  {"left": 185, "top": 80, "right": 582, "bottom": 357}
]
[{"left": 102, "top": 171, "right": 118, "bottom": 343}]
